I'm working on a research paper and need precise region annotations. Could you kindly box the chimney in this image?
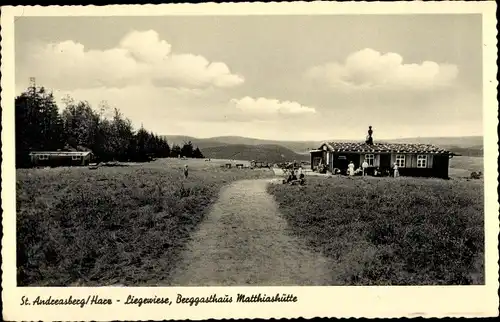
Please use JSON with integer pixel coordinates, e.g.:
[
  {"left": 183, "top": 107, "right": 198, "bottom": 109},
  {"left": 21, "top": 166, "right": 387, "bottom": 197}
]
[{"left": 366, "top": 126, "right": 374, "bottom": 145}]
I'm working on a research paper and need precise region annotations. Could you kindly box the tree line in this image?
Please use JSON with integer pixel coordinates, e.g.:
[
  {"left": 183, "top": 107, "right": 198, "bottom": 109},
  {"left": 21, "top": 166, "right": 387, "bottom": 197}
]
[{"left": 15, "top": 84, "right": 204, "bottom": 167}]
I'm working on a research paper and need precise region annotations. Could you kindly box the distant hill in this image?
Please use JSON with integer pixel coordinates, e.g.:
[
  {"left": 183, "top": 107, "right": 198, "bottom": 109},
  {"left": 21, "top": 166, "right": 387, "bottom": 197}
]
[
  {"left": 438, "top": 145, "right": 483, "bottom": 157},
  {"left": 383, "top": 136, "right": 482, "bottom": 147},
  {"left": 162, "top": 135, "right": 483, "bottom": 158},
  {"left": 382, "top": 136, "right": 483, "bottom": 157},
  {"left": 160, "top": 135, "right": 223, "bottom": 150},
  {"left": 162, "top": 135, "right": 329, "bottom": 153},
  {"left": 201, "top": 144, "right": 310, "bottom": 163}
]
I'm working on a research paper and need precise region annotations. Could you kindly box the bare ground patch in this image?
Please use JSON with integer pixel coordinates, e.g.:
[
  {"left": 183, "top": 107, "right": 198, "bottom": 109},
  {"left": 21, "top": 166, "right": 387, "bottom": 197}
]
[{"left": 169, "top": 179, "right": 333, "bottom": 286}]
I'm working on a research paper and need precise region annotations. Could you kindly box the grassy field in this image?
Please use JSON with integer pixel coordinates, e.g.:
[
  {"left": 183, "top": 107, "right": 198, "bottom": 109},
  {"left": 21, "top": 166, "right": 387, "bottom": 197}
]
[
  {"left": 448, "top": 156, "right": 484, "bottom": 178},
  {"left": 201, "top": 143, "right": 310, "bottom": 163},
  {"left": 16, "top": 155, "right": 485, "bottom": 286},
  {"left": 268, "top": 175, "right": 484, "bottom": 285},
  {"left": 16, "top": 158, "right": 272, "bottom": 286}
]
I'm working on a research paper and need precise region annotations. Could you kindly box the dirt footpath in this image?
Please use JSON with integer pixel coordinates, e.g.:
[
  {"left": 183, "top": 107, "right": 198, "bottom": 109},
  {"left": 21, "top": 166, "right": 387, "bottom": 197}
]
[{"left": 169, "top": 179, "right": 332, "bottom": 286}]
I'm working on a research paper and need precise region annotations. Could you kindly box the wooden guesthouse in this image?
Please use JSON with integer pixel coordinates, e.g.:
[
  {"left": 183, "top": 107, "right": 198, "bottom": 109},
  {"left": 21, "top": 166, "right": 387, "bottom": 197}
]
[
  {"left": 29, "top": 151, "right": 93, "bottom": 167},
  {"left": 310, "top": 141, "right": 455, "bottom": 179}
]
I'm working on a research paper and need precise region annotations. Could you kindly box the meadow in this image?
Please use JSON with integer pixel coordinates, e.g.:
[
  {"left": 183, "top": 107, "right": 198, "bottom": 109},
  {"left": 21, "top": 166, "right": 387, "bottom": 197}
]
[
  {"left": 267, "top": 162, "right": 484, "bottom": 285},
  {"left": 16, "top": 155, "right": 485, "bottom": 286},
  {"left": 16, "top": 158, "right": 272, "bottom": 286},
  {"left": 448, "top": 155, "right": 484, "bottom": 178}
]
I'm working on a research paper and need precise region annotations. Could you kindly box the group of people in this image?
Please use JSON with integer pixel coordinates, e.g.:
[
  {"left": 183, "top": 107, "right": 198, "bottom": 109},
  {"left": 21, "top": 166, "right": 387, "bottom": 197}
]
[
  {"left": 347, "top": 160, "right": 373, "bottom": 176},
  {"left": 346, "top": 161, "right": 400, "bottom": 178},
  {"left": 285, "top": 166, "right": 306, "bottom": 184}
]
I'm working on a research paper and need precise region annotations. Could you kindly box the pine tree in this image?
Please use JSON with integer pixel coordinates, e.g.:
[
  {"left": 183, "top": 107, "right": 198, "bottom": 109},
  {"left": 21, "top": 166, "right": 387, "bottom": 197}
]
[
  {"left": 170, "top": 144, "right": 181, "bottom": 158},
  {"left": 193, "top": 147, "right": 204, "bottom": 159},
  {"left": 181, "top": 141, "right": 194, "bottom": 158},
  {"left": 15, "top": 81, "right": 172, "bottom": 166},
  {"left": 15, "top": 85, "right": 65, "bottom": 167}
]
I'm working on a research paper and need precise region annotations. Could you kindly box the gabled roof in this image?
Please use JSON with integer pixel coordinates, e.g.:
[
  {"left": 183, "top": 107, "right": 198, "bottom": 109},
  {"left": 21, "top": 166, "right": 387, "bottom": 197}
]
[
  {"left": 319, "top": 142, "right": 452, "bottom": 154},
  {"left": 29, "top": 151, "right": 93, "bottom": 156}
]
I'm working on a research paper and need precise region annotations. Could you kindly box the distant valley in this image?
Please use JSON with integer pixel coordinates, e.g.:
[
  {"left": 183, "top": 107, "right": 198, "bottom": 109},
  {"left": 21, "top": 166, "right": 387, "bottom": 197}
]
[
  {"left": 201, "top": 144, "right": 310, "bottom": 163},
  {"left": 162, "top": 135, "right": 484, "bottom": 161}
]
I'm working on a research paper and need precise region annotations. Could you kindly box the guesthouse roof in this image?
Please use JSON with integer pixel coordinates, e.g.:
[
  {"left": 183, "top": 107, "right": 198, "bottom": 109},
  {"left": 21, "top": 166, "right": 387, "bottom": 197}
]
[{"left": 318, "top": 142, "right": 453, "bottom": 154}]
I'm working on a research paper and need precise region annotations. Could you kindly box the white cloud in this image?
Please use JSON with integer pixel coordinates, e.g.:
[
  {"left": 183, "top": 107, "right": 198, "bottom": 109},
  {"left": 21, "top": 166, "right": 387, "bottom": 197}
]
[
  {"left": 21, "top": 30, "right": 244, "bottom": 90},
  {"left": 305, "top": 48, "right": 459, "bottom": 91},
  {"left": 229, "top": 97, "right": 317, "bottom": 117},
  {"left": 50, "top": 84, "right": 219, "bottom": 118}
]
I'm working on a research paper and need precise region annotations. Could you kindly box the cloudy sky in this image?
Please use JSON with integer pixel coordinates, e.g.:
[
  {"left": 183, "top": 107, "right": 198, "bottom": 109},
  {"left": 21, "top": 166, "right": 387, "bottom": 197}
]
[{"left": 15, "top": 14, "right": 482, "bottom": 141}]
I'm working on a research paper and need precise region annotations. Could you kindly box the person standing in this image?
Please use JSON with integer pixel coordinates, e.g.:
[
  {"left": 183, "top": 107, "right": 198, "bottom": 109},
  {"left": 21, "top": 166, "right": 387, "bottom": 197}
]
[
  {"left": 348, "top": 161, "right": 355, "bottom": 176},
  {"left": 362, "top": 160, "right": 369, "bottom": 176},
  {"left": 297, "top": 166, "right": 304, "bottom": 179},
  {"left": 184, "top": 164, "right": 189, "bottom": 179},
  {"left": 393, "top": 163, "right": 399, "bottom": 178}
]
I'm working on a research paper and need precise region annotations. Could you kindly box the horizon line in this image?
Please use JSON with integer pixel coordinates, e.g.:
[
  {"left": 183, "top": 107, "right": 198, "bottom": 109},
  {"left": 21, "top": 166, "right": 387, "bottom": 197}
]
[{"left": 159, "top": 134, "right": 483, "bottom": 143}]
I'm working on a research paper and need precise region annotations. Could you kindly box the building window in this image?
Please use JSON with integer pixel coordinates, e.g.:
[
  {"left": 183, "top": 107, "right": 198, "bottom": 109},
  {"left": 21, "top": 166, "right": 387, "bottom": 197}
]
[
  {"left": 395, "top": 154, "right": 405, "bottom": 167},
  {"left": 365, "top": 154, "right": 374, "bottom": 166},
  {"left": 72, "top": 155, "right": 82, "bottom": 161},
  {"left": 417, "top": 155, "right": 427, "bottom": 168}
]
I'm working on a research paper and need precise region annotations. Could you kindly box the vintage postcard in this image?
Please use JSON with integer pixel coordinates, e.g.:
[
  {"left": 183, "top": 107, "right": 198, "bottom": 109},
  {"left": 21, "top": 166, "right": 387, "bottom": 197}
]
[{"left": 1, "top": 1, "right": 499, "bottom": 320}]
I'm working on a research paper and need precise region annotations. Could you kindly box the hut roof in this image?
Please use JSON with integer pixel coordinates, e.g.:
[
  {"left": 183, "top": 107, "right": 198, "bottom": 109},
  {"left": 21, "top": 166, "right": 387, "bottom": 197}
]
[
  {"left": 29, "top": 151, "right": 93, "bottom": 157},
  {"left": 319, "top": 142, "right": 453, "bottom": 154}
]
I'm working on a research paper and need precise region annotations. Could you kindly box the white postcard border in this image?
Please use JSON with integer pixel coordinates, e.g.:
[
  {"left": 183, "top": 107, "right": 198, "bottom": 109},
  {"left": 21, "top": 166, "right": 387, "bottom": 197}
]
[{"left": 1, "top": 2, "right": 499, "bottom": 320}]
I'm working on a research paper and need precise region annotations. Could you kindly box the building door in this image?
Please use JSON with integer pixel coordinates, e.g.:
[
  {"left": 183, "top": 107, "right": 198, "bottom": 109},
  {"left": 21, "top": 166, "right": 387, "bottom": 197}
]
[
  {"left": 432, "top": 155, "right": 450, "bottom": 179},
  {"left": 312, "top": 157, "right": 321, "bottom": 169},
  {"left": 379, "top": 153, "right": 391, "bottom": 169},
  {"left": 337, "top": 155, "right": 348, "bottom": 172}
]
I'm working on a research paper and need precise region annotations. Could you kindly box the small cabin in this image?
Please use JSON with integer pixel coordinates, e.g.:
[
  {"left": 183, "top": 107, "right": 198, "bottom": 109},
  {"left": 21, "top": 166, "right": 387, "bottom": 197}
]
[
  {"left": 310, "top": 142, "right": 455, "bottom": 179},
  {"left": 29, "top": 151, "right": 93, "bottom": 167}
]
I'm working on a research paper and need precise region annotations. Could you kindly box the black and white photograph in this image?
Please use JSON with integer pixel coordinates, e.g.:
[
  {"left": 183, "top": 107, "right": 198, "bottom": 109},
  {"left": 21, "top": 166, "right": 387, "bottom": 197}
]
[{"left": 1, "top": 2, "right": 498, "bottom": 320}]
